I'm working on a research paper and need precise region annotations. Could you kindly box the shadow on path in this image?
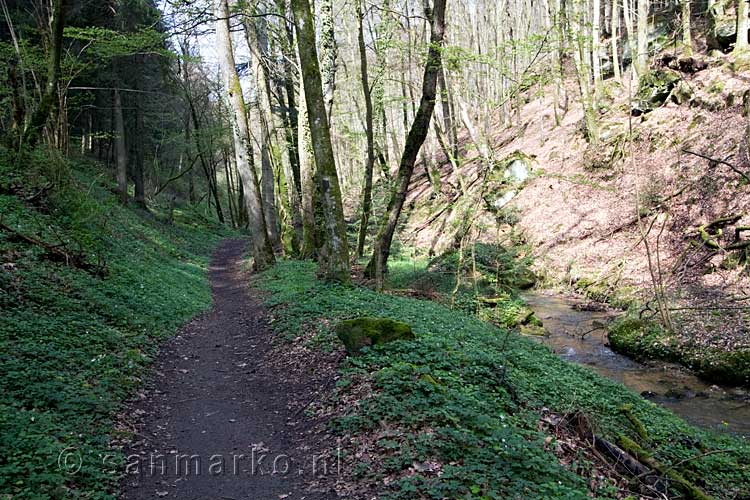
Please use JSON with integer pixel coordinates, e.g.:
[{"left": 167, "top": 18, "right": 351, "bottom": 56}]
[{"left": 121, "top": 239, "right": 337, "bottom": 499}]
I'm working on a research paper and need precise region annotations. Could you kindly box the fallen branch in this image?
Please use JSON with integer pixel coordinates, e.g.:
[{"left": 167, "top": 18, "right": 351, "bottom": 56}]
[
  {"left": 616, "top": 435, "right": 714, "bottom": 500},
  {"left": 682, "top": 149, "right": 750, "bottom": 183},
  {"left": 0, "top": 221, "right": 104, "bottom": 275},
  {"left": 620, "top": 404, "right": 649, "bottom": 442}
]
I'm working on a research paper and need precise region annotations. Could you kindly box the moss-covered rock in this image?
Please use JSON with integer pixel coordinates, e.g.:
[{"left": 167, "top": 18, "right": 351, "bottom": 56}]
[
  {"left": 608, "top": 317, "right": 750, "bottom": 386},
  {"left": 670, "top": 80, "right": 694, "bottom": 105},
  {"left": 510, "top": 306, "right": 543, "bottom": 327},
  {"left": 632, "top": 69, "right": 680, "bottom": 114},
  {"left": 520, "top": 324, "right": 547, "bottom": 337},
  {"left": 514, "top": 268, "right": 537, "bottom": 289},
  {"left": 483, "top": 151, "right": 533, "bottom": 214},
  {"left": 335, "top": 317, "right": 415, "bottom": 355}
]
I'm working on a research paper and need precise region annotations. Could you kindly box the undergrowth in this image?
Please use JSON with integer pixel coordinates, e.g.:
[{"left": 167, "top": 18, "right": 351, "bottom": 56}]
[
  {"left": 0, "top": 148, "right": 235, "bottom": 498},
  {"left": 258, "top": 260, "right": 750, "bottom": 500}
]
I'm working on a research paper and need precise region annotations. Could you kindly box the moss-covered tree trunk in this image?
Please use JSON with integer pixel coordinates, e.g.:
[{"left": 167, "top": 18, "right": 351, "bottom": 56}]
[
  {"left": 214, "top": 0, "right": 274, "bottom": 270},
  {"left": 355, "top": 0, "right": 376, "bottom": 258},
  {"left": 24, "top": 0, "right": 67, "bottom": 148},
  {"left": 291, "top": 0, "right": 351, "bottom": 284},
  {"left": 113, "top": 89, "right": 128, "bottom": 205},
  {"left": 298, "top": 69, "right": 318, "bottom": 259},
  {"left": 364, "top": 0, "right": 447, "bottom": 286}
]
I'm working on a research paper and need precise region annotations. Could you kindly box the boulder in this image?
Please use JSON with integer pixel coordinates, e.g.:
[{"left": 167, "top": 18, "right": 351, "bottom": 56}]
[
  {"left": 515, "top": 268, "right": 537, "bottom": 290},
  {"left": 632, "top": 69, "right": 680, "bottom": 114},
  {"left": 512, "top": 306, "right": 543, "bottom": 327},
  {"left": 670, "top": 80, "right": 694, "bottom": 105},
  {"left": 335, "top": 317, "right": 415, "bottom": 355},
  {"left": 520, "top": 324, "right": 547, "bottom": 337}
]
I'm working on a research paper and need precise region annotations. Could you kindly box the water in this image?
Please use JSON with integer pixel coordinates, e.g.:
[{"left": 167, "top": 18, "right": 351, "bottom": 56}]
[{"left": 523, "top": 291, "right": 750, "bottom": 436}]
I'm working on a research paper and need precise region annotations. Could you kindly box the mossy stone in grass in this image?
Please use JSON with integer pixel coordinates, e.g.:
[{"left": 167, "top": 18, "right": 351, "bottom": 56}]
[
  {"left": 336, "top": 317, "right": 415, "bottom": 355},
  {"left": 514, "top": 268, "right": 537, "bottom": 289}
]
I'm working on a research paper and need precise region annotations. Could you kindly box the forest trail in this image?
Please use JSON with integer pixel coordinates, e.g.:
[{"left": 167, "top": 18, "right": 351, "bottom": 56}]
[{"left": 121, "top": 239, "right": 332, "bottom": 500}]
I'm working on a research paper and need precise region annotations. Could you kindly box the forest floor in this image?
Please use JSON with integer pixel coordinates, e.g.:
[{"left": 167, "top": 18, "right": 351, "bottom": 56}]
[
  {"left": 256, "top": 259, "right": 750, "bottom": 499},
  {"left": 120, "top": 239, "right": 336, "bottom": 500}
]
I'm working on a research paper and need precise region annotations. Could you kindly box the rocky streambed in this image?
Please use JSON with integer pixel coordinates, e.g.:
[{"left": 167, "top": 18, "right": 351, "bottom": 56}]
[{"left": 524, "top": 291, "right": 750, "bottom": 436}]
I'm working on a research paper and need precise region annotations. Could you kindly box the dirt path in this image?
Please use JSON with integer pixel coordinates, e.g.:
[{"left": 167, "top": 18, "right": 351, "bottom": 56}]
[{"left": 121, "top": 239, "right": 336, "bottom": 500}]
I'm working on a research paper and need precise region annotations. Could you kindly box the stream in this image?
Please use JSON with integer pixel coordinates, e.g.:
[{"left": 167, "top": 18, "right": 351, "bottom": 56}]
[{"left": 523, "top": 292, "right": 750, "bottom": 437}]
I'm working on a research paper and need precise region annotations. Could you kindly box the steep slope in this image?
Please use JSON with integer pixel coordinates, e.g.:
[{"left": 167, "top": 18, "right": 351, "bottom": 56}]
[
  {"left": 402, "top": 53, "right": 750, "bottom": 383},
  {"left": 0, "top": 149, "right": 236, "bottom": 497}
]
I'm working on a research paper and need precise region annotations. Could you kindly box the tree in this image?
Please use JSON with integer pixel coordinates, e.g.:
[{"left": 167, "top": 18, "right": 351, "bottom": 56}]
[
  {"left": 243, "top": 10, "right": 302, "bottom": 253},
  {"left": 214, "top": 0, "right": 274, "bottom": 270},
  {"left": 681, "top": 0, "right": 693, "bottom": 55},
  {"left": 611, "top": 0, "right": 621, "bottom": 80},
  {"left": 365, "top": 0, "right": 447, "bottom": 286},
  {"left": 24, "top": 0, "right": 67, "bottom": 148},
  {"left": 735, "top": 0, "right": 749, "bottom": 53},
  {"left": 635, "top": 0, "right": 649, "bottom": 79},
  {"left": 291, "top": 0, "right": 351, "bottom": 284},
  {"left": 244, "top": 14, "right": 282, "bottom": 252},
  {"left": 355, "top": 0, "right": 376, "bottom": 258},
  {"left": 113, "top": 88, "right": 128, "bottom": 205}
]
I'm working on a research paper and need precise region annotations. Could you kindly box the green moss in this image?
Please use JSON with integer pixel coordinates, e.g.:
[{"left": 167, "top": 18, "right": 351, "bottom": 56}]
[
  {"left": 573, "top": 276, "right": 636, "bottom": 310},
  {"left": 519, "top": 324, "right": 547, "bottom": 336},
  {"left": 336, "top": 317, "right": 415, "bottom": 355},
  {"left": 634, "top": 69, "right": 680, "bottom": 112},
  {"left": 708, "top": 79, "right": 725, "bottom": 94},
  {"left": 608, "top": 317, "right": 750, "bottom": 385}
]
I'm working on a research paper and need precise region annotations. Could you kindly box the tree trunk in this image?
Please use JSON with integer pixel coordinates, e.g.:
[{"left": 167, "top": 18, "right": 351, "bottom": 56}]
[
  {"left": 319, "top": 0, "right": 338, "bottom": 119},
  {"left": 134, "top": 87, "right": 146, "bottom": 208},
  {"left": 365, "top": 0, "right": 447, "bottom": 286},
  {"left": 291, "top": 0, "right": 351, "bottom": 284},
  {"left": 592, "top": 0, "right": 602, "bottom": 99},
  {"left": 244, "top": 16, "right": 283, "bottom": 252},
  {"left": 214, "top": 0, "right": 274, "bottom": 270},
  {"left": 636, "top": 0, "right": 649, "bottom": 78},
  {"left": 437, "top": 66, "right": 458, "bottom": 161},
  {"left": 680, "top": 0, "right": 693, "bottom": 54},
  {"left": 224, "top": 149, "right": 237, "bottom": 228},
  {"left": 571, "top": 0, "right": 599, "bottom": 144},
  {"left": 612, "top": 0, "right": 622, "bottom": 80},
  {"left": 249, "top": 11, "right": 303, "bottom": 253},
  {"left": 622, "top": 0, "right": 637, "bottom": 78},
  {"left": 275, "top": 0, "right": 302, "bottom": 197},
  {"left": 735, "top": 0, "right": 749, "bottom": 53},
  {"left": 25, "top": 0, "right": 67, "bottom": 148},
  {"left": 113, "top": 89, "right": 128, "bottom": 205},
  {"left": 298, "top": 66, "right": 318, "bottom": 259},
  {"left": 356, "top": 0, "right": 376, "bottom": 258}
]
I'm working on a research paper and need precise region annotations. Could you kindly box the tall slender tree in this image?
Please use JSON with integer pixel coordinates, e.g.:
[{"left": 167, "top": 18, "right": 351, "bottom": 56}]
[
  {"left": 355, "top": 0, "right": 376, "bottom": 258},
  {"left": 113, "top": 88, "right": 128, "bottom": 205},
  {"left": 24, "top": 0, "right": 68, "bottom": 148},
  {"left": 735, "top": 0, "right": 749, "bottom": 53},
  {"left": 291, "top": 0, "right": 351, "bottom": 283},
  {"left": 244, "top": 14, "right": 282, "bottom": 252},
  {"left": 214, "top": 0, "right": 274, "bottom": 270},
  {"left": 365, "top": 0, "right": 448, "bottom": 286}
]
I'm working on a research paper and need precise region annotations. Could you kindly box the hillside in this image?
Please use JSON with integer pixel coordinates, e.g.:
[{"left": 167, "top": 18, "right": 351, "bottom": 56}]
[
  {"left": 400, "top": 52, "right": 750, "bottom": 383},
  {"left": 0, "top": 150, "right": 235, "bottom": 496}
]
